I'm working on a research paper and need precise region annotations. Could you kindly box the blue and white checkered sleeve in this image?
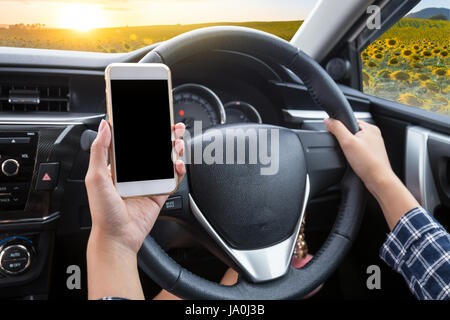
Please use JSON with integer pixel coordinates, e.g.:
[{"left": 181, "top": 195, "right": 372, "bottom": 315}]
[{"left": 380, "top": 207, "right": 450, "bottom": 300}]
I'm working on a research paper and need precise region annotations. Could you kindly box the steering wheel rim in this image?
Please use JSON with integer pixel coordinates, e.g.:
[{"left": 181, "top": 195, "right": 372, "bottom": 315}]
[{"left": 138, "top": 26, "right": 367, "bottom": 299}]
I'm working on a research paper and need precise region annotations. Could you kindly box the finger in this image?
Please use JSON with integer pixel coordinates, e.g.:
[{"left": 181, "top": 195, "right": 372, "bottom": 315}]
[
  {"left": 174, "top": 122, "right": 185, "bottom": 139},
  {"left": 357, "top": 119, "right": 367, "bottom": 125},
  {"left": 220, "top": 268, "right": 239, "bottom": 286},
  {"left": 174, "top": 139, "right": 184, "bottom": 158},
  {"left": 88, "top": 120, "right": 111, "bottom": 174},
  {"left": 175, "top": 159, "right": 186, "bottom": 184},
  {"left": 356, "top": 119, "right": 370, "bottom": 129},
  {"left": 324, "top": 118, "right": 355, "bottom": 146}
]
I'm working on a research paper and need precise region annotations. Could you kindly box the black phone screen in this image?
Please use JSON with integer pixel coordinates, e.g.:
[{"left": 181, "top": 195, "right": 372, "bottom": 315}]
[{"left": 110, "top": 79, "right": 173, "bottom": 183}]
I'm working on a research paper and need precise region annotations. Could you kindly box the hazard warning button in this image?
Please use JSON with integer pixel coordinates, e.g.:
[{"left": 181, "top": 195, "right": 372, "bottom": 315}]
[{"left": 35, "top": 162, "right": 60, "bottom": 191}]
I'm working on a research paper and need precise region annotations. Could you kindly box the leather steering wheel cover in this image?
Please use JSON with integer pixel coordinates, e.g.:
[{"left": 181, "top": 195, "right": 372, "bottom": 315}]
[{"left": 138, "top": 26, "right": 366, "bottom": 299}]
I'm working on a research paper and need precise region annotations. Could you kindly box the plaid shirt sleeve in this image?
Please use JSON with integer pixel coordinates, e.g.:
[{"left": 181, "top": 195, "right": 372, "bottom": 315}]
[{"left": 380, "top": 206, "right": 450, "bottom": 300}]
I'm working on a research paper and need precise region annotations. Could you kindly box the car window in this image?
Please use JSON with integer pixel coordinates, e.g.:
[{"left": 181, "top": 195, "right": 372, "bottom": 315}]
[
  {"left": 361, "top": 1, "right": 449, "bottom": 117},
  {"left": 0, "top": 0, "right": 318, "bottom": 53}
]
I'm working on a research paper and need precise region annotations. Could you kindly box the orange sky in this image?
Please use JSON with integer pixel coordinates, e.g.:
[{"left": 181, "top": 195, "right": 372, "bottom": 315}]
[{"left": 0, "top": 0, "right": 317, "bottom": 29}]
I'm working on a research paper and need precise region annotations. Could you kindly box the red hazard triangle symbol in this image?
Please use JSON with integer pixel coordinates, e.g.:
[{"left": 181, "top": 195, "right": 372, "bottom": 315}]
[{"left": 42, "top": 173, "right": 52, "bottom": 181}]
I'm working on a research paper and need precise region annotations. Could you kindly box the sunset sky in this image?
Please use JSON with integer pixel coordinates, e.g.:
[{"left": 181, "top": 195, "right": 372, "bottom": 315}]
[
  {"left": 0, "top": 0, "right": 448, "bottom": 30},
  {"left": 0, "top": 0, "right": 318, "bottom": 29}
]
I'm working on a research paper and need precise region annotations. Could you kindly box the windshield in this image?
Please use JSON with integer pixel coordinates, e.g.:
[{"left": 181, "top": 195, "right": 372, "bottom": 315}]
[{"left": 0, "top": 0, "right": 317, "bottom": 52}]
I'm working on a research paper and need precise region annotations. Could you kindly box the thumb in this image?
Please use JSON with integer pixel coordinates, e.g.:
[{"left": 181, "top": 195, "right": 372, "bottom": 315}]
[
  {"left": 324, "top": 118, "right": 354, "bottom": 145},
  {"left": 88, "top": 119, "right": 111, "bottom": 176}
]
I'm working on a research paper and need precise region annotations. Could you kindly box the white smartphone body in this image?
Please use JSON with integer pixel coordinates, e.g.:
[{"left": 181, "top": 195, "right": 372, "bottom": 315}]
[{"left": 105, "top": 63, "right": 178, "bottom": 197}]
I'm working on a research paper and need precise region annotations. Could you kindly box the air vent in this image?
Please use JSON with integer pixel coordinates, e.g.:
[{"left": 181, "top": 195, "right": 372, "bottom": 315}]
[{"left": 0, "top": 83, "right": 70, "bottom": 112}]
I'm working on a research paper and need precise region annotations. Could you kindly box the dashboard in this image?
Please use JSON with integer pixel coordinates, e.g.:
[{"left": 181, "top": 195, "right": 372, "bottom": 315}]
[
  {"left": 0, "top": 44, "right": 371, "bottom": 299},
  {"left": 172, "top": 83, "right": 262, "bottom": 131}
]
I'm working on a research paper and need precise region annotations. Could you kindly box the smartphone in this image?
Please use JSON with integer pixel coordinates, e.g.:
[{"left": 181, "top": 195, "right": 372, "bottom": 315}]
[{"left": 105, "top": 63, "right": 178, "bottom": 197}]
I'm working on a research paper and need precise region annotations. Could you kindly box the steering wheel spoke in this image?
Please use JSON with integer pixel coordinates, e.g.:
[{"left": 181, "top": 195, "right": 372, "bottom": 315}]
[
  {"left": 295, "top": 129, "right": 346, "bottom": 197},
  {"left": 188, "top": 175, "right": 309, "bottom": 283}
]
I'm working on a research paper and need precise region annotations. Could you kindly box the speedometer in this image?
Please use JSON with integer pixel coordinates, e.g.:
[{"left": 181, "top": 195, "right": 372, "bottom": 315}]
[
  {"left": 172, "top": 84, "right": 225, "bottom": 131},
  {"left": 224, "top": 101, "right": 262, "bottom": 124}
]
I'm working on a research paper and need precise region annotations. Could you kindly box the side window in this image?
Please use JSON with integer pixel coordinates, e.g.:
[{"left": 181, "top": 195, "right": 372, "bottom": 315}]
[{"left": 361, "top": 2, "right": 449, "bottom": 116}]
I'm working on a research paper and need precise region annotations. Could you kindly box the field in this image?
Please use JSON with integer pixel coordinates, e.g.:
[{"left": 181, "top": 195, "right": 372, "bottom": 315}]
[
  {"left": 0, "top": 21, "right": 302, "bottom": 53},
  {"left": 361, "top": 18, "right": 450, "bottom": 116},
  {"left": 0, "top": 18, "right": 449, "bottom": 116}
]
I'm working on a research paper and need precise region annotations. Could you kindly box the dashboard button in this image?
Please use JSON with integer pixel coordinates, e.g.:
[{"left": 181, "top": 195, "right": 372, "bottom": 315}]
[
  {"left": 1, "top": 159, "right": 20, "bottom": 177},
  {"left": 0, "top": 196, "right": 11, "bottom": 204},
  {"left": 2, "top": 245, "right": 28, "bottom": 260},
  {"left": 0, "top": 244, "right": 31, "bottom": 275},
  {"left": 35, "top": 162, "right": 60, "bottom": 191},
  {"left": 0, "top": 137, "right": 30, "bottom": 144},
  {"left": 163, "top": 196, "right": 183, "bottom": 211},
  {"left": 1, "top": 258, "right": 28, "bottom": 273},
  {"left": 0, "top": 183, "right": 28, "bottom": 193}
]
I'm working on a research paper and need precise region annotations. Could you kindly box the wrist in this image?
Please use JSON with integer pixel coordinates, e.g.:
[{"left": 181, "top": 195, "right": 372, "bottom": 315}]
[
  {"left": 87, "top": 228, "right": 137, "bottom": 263},
  {"left": 87, "top": 228, "right": 144, "bottom": 300},
  {"left": 364, "top": 169, "right": 398, "bottom": 197}
]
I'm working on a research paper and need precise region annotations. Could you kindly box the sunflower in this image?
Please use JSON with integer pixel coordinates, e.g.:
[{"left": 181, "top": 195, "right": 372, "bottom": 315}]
[
  {"left": 415, "top": 73, "right": 430, "bottom": 81},
  {"left": 432, "top": 95, "right": 449, "bottom": 106},
  {"left": 386, "top": 38, "right": 398, "bottom": 47},
  {"left": 421, "top": 80, "right": 440, "bottom": 93},
  {"left": 362, "top": 70, "right": 372, "bottom": 87},
  {"left": 422, "top": 51, "right": 432, "bottom": 57},
  {"left": 433, "top": 68, "right": 447, "bottom": 77},
  {"left": 411, "top": 54, "right": 421, "bottom": 61},
  {"left": 440, "top": 51, "right": 448, "bottom": 58},
  {"left": 401, "top": 49, "right": 413, "bottom": 58},
  {"left": 376, "top": 69, "right": 392, "bottom": 79},
  {"left": 366, "top": 61, "right": 378, "bottom": 68},
  {"left": 391, "top": 71, "right": 410, "bottom": 81},
  {"left": 387, "top": 57, "right": 400, "bottom": 66},
  {"left": 410, "top": 62, "right": 424, "bottom": 69},
  {"left": 432, "top": 48, "right": 441, "bottom": 55},
  {"left": 398, "top": 93, "right": 423, "bottom": 107},
  {"left": 412, "top": 44, "right": 421, "bottom": 51},
  {"left": 373, "top": 53, "right": 384, "bottom": 60}
]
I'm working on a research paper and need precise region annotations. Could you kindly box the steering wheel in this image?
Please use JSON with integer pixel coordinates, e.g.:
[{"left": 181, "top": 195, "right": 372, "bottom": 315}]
[{"left": 138, "top": 26, "right": 366, "bottom": 299}]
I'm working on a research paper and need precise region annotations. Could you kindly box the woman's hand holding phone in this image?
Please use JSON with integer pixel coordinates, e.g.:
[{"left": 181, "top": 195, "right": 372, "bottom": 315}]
[{"left": 85, "top": 119, "right": 186, "bottom": 300}]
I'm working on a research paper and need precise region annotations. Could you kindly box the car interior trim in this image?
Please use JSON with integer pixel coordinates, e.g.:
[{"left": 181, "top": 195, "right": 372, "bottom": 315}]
[
  {"left": 0, "top": 212, "right": 60, "bottom": 225},
  {"left": 283, "top": 109, "right": 372, "bottom": 123},
  {"left": 405, "top": 126, "right": 444, "bottom": 213}
]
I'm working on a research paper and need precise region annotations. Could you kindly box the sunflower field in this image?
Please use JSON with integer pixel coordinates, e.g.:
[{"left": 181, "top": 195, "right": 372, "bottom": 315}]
[
  {"left": 0, "top": 21, "right": 302, "bottom": 53},
  {"left": 361, "top": 18, "right": 450, "bottom": 116}
]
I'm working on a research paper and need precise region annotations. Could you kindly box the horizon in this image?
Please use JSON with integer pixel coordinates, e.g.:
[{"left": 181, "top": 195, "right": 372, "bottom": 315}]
[{"left": 4, "top": 19, "right": 304, "bottom": 30}]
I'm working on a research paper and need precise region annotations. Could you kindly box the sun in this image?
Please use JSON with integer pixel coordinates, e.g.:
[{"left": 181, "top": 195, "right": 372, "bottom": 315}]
[{"left": 59, "top": 4, "right": 106, "bottom": 31}]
